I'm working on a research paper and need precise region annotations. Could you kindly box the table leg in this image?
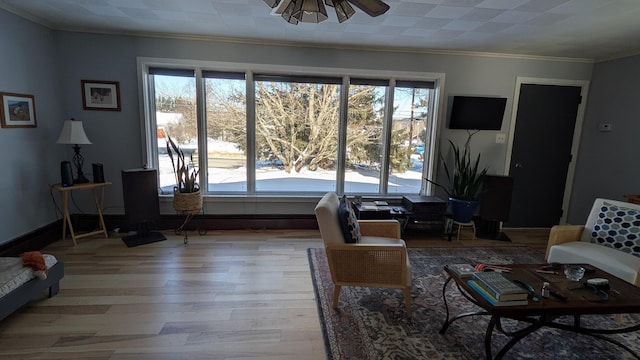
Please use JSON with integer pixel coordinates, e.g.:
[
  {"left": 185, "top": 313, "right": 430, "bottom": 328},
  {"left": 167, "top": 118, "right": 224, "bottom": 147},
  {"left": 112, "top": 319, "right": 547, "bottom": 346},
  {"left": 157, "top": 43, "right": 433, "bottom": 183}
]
[
  {"left": 492, "top": 317, "right": 543, "bottom": 360},
  {"left": 440, "top": 277, "right": 489, "bottom": 335},
  {"left": 61, "top": 191, "right": 77, "bottom": 246},
  {"left": 92, "top": 187, "right": 108, "bottom": 238},
  {"left": 439, "top": 277, "right": 453, "bottom": 333},
  {"left": 485, "top": 315, "right": 498, "bottom": 359}
]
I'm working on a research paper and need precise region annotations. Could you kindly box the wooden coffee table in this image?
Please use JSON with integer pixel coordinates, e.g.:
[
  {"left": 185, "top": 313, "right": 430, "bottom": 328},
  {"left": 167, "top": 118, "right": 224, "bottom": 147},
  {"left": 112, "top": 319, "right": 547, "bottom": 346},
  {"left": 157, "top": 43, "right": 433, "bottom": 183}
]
[{"left": 440, "top": 264, "right": 640, "bottom": 360}]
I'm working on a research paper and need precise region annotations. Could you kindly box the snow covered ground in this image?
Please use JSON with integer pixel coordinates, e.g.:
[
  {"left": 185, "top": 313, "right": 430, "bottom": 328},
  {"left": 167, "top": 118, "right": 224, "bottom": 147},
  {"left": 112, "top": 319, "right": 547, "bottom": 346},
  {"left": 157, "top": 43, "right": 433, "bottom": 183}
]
[{"left": 158, "top": 139, "right": 423, "bottom": 194}]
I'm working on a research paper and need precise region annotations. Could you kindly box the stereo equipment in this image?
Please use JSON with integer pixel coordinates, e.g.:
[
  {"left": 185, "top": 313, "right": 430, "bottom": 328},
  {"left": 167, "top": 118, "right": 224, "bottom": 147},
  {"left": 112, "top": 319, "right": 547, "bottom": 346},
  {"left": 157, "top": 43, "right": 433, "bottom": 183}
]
[
  {"left": 60, "top": 161, "right": 73, "bottom": 187},
  {"left": 92, "top": 163, "right": 105, "bottom": 183}
]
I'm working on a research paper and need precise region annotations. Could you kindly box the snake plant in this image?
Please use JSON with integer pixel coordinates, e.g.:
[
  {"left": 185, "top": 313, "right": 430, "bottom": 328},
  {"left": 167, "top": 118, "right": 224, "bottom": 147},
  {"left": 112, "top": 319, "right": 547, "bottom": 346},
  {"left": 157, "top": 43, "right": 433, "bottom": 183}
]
[{"left": 166, "top": 136, "right": 200, "bottom": 193}]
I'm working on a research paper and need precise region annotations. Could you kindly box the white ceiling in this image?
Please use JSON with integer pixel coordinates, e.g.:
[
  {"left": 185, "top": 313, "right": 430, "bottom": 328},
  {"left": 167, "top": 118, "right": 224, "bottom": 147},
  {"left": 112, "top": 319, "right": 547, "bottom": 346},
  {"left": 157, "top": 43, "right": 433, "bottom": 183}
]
[{"left": 2, "top": 0, "right": 640, "bottom": 61}]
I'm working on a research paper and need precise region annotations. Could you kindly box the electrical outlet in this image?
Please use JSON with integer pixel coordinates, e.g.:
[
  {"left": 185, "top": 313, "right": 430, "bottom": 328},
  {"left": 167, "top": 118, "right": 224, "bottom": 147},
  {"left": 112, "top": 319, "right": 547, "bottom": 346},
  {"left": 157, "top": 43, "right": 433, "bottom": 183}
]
[{"left": 496, "top": 133, "right": 506, "bottom": 144}]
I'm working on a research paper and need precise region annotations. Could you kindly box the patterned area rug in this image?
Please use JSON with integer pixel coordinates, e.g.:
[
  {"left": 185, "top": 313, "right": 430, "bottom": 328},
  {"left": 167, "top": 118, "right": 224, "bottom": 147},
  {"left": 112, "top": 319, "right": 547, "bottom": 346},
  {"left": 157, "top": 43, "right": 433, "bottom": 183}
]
[{"left": 308, "top": 246, "right": 640, "bottom": 360}]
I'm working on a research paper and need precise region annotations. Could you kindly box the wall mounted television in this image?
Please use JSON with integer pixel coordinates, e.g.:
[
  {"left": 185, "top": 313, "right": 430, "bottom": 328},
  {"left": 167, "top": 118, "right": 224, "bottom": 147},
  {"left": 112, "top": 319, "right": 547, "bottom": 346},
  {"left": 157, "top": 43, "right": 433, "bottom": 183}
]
[{"left": 448, "top": 96, "right": 507, "bottom": 130}]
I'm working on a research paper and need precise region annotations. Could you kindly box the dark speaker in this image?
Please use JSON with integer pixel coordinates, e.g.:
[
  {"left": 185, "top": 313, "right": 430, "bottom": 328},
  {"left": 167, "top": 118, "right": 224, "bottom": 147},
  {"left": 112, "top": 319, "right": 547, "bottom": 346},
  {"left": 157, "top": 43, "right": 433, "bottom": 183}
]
[
  {"left": 60, "top": 161, "right": 73, "bottom": 187},
  {"left": 122, "top": 169, "right": 161, "bottom": 225},
  {"left": 480, "top": 175, "right": 513, "bottom": 222},
  {"left": 92, "top": 163, "right": 105, "bottom": 183},
  {"left": 121, "top": 169, "right": 166, "bottom": 246}
]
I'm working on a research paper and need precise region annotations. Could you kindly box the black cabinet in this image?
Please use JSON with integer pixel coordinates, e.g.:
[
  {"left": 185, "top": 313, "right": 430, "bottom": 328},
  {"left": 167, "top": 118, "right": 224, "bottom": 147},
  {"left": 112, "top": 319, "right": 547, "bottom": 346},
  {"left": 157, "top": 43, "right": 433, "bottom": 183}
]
[{"left": 352, "top": 196, "right": 446, "bottom": 234}]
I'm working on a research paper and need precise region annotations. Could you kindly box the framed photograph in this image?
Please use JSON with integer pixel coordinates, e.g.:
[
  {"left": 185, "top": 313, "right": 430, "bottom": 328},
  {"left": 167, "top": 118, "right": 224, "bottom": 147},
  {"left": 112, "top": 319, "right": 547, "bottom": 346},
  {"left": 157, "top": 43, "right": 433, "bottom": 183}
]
[
  {"left": 1, "top": 92, "right": 37, "bottom": 128},
  {"left": 81, "top": 80, "right": 121, "bottom": 111}
]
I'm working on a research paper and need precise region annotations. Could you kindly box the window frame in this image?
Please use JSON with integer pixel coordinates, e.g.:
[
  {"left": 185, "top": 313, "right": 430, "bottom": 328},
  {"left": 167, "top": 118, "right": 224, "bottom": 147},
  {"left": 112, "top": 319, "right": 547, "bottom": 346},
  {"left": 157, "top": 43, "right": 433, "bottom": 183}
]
[{"left": 137, "top": 57, "right": 446, "bottom": 197}]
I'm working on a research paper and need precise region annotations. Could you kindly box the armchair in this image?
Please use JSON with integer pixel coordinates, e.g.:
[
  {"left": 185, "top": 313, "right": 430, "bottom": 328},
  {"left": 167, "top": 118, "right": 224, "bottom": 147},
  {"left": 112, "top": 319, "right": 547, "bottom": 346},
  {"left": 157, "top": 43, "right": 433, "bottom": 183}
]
[{"left": 314, "top": 192, "right": 412, "bottom": 318}]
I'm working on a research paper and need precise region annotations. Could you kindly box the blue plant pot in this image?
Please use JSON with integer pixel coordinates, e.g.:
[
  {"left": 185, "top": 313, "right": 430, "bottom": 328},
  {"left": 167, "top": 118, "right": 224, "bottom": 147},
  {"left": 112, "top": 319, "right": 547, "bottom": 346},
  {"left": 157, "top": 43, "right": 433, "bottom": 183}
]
[{"left": 449, "top": 198, "right": 479, "bottom": 223}]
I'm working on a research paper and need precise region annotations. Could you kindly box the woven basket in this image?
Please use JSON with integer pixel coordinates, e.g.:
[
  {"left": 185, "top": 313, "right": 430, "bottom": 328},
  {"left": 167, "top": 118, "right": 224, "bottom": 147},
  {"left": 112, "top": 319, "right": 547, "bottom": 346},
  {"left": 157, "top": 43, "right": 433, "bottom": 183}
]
[{"left": 173, "top": 189, "right": 202, "bottom": 213}]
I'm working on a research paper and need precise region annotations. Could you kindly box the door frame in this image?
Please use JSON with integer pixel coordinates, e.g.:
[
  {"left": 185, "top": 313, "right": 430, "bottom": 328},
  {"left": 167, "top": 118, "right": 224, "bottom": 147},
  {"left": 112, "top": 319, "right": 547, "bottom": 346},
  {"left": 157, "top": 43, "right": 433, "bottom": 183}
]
[{"left": 504, "top": 77, "right": 590, "bottom": 225}]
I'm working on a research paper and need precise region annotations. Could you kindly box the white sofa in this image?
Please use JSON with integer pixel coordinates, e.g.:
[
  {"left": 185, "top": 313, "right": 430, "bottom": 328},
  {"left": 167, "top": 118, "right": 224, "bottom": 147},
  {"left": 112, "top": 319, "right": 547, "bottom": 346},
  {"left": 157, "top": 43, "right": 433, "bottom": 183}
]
[{"left": 546, "top": 198, "right": 640, "bottom": 286}]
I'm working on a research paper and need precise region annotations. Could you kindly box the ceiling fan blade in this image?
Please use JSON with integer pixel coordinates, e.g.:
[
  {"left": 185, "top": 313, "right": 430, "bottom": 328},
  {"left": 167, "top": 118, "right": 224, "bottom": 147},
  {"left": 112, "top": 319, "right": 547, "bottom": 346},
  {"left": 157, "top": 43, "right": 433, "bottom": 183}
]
[{"left": 347, "top": 0, "right": 389, "bottom": 17}]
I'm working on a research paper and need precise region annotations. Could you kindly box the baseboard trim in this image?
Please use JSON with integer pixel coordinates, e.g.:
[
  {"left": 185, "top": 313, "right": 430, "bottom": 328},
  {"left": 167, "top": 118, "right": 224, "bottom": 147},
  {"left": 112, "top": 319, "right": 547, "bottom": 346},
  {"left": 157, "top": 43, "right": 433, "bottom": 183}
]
[
  {"left": 1, "top": 214, "right": 319, "bottom": 255},
  {"left": 0, "top": 221, "right": 62, "bottom": 256}
]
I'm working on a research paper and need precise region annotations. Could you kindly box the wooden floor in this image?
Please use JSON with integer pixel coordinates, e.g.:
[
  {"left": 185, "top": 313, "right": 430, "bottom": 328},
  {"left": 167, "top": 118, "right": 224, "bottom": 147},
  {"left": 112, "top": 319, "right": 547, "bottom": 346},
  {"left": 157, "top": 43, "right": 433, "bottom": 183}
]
[{"left": 0, "top": 228, "right": 549, "bottom": 360}]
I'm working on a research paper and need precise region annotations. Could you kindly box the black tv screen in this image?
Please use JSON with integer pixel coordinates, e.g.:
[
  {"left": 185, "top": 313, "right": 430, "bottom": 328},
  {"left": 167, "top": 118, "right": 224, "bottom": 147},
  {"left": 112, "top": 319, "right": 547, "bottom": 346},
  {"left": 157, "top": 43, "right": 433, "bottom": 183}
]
[{"left": 449, "top": 96, "right": 507, "bottom": 130}]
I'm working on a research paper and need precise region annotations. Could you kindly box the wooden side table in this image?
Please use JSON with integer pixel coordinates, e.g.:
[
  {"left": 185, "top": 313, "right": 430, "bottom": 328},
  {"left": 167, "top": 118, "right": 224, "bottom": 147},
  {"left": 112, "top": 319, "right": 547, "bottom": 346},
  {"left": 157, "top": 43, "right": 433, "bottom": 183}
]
[{"left": 52, "top": 181, "right": 111, "bottom": 246}]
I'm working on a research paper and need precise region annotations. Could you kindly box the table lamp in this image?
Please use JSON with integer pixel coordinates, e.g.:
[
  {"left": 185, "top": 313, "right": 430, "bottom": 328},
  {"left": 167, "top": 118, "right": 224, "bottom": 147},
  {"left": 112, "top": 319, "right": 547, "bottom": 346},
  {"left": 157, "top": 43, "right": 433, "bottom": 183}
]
[{"left": 57, "top": 118, "right": 92, "bottom": 184}]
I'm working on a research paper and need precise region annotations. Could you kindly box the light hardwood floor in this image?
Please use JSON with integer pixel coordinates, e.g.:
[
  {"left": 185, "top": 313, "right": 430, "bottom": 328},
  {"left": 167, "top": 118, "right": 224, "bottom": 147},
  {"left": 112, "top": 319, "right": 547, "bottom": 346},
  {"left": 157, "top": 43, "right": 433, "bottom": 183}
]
[{"left": 0, "top": 228, "right": 549, "bottom": 360}]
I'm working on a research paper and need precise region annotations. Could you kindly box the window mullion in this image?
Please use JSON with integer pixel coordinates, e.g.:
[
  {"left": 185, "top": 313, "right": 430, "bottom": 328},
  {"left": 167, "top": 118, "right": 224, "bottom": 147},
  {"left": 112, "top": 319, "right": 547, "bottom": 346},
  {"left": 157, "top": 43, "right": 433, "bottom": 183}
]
[
  {"left": 423, "top": 88, "right": 439, "bottom": 195},
  {"left": 195, "top": 68, "right": 207, "bottom": 194},
  {"left": 246, "top": 71, "right": 256, "bottom": 194},
  {"left": 336, "top": 76, "right": 349, "bottom": 195},
  {"left": 380, "top": 79, "right": 395, "bottom": 194},
  {"left": 146, "top": 73, "right": 159, "bottom": 171}
]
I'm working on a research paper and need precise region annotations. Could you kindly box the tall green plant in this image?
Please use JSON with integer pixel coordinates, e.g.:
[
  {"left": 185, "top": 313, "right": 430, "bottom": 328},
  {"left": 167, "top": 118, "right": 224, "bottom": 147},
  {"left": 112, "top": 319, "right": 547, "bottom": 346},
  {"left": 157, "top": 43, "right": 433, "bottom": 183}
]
[
  {"left": 166, "top": 136, "right": 200, "bottom": 193},
  {"left": 427, "top": 131, "right": 487, "bottom": 201}
]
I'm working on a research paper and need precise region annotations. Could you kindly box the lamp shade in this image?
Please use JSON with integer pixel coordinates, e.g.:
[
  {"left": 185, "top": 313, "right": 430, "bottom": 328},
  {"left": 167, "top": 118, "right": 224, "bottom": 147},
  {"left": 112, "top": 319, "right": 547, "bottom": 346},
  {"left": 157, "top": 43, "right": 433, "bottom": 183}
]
[{"left": 56, "top": 119, "right": 92, "bottom": 145}]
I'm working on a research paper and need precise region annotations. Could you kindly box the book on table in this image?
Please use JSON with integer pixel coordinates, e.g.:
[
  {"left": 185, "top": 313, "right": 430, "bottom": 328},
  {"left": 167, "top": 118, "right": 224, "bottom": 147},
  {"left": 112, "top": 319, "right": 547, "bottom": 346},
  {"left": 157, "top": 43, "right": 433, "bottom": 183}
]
[
  {"left": 472, "top": 271, "right": 529, "bottom": 301},
  {"left": 446, "top": 264, "right": 478, "bottom": 278},
  {"left": 467, "top": 280, "right": 528, "bottom": 306}
]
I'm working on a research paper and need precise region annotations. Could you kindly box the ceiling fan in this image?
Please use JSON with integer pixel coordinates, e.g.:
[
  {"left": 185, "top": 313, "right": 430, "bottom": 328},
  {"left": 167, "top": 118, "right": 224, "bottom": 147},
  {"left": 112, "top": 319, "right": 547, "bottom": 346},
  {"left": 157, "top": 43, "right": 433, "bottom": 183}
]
[{"left": 263, "top": 0, "right": 390, "bottom": 24}]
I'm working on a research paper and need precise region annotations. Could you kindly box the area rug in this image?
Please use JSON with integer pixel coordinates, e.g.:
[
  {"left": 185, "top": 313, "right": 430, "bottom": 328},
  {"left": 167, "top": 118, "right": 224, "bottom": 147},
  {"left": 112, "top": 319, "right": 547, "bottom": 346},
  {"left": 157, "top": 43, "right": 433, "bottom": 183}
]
[{"left": 308, "top": 246, "right": 640, "bottom": 360}]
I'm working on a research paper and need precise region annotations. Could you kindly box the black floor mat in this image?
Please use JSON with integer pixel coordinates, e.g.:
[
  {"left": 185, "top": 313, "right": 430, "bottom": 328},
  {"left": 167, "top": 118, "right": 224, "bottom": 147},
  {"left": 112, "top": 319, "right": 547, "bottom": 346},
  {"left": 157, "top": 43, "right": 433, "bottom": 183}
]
[
  {"left": 122, "top": 231, "right": 167, "bottom": 247},
  {"left": 476, "top": 231, "right": 512, "bottom": 242}
]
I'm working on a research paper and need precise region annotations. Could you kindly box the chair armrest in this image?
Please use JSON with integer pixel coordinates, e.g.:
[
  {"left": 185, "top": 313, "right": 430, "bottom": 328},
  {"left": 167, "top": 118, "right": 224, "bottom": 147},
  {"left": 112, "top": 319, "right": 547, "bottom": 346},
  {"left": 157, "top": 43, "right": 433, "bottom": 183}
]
[
  {"left": 358, "top": 219, "right": 401, "bottom": 239},
  {"left": 545, "top": 225, "right": 585, "bottom": 260}
]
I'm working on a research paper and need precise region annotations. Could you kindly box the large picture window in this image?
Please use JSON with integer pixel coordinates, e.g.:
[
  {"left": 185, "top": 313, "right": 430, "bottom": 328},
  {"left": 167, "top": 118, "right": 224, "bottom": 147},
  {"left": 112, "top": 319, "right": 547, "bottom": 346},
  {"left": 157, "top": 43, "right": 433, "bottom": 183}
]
[
  {"left": 142, "top": 60, "right": 441, "bottom": 196},
  {"left": 254, "top": 75, "right": 341, "bottom": 193}
]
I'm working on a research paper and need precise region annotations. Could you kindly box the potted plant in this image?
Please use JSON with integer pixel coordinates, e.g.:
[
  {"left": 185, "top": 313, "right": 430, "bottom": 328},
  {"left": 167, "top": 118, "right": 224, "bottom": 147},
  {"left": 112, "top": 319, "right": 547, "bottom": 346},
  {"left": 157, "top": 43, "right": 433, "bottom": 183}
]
[
  {"left": 166, "top": 135, "right": 202, "bottom": 213},
  {"left": 427, "top": 131, "right": 487, "bottom": 222}
]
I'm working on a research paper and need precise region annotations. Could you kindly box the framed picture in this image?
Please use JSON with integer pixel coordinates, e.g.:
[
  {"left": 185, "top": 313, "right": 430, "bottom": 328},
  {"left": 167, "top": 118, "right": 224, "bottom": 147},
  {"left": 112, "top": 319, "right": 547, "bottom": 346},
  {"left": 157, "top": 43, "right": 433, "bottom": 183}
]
[
  {"left": 1, "top": 92, "right": 37, "bottom": 128},
  {"left": 81, "top": 80, "right": 121, "bottom": 111}
]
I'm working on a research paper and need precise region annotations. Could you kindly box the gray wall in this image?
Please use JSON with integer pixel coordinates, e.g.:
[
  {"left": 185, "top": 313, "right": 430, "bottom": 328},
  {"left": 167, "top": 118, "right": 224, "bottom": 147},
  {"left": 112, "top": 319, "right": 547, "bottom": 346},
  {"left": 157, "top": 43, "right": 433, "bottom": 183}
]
[
  {"left": 52, "top": 32, "right": 593, "bottom": 218},
  {"left": 567, "top": 54, "right": 640, "bottom": 223},
  {"left": 3, "top": 8, "right": 622, "bottom": 244},
  {"left": 0, "top": 10, "right": 65, "bottom": 244}
]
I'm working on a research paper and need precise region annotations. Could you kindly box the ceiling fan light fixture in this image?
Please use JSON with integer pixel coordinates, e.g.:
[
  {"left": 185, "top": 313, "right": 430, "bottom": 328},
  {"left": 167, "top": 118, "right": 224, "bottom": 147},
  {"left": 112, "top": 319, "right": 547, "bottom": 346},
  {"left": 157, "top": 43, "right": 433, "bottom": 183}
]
[
  {"left": 268, "top": 0, "right": 388, "bottom": 24},
  {"left": 325, "top": 0, "right": 355, "bottom": 23},
  {"left": 263, "top": 0, "right": 282, "bottom": 8},
  {"left": 282, "top": 0, "right": 301, "bottom": 24},
  {"left": 297, "top": 0, "right": 328, "bottom": 23}
]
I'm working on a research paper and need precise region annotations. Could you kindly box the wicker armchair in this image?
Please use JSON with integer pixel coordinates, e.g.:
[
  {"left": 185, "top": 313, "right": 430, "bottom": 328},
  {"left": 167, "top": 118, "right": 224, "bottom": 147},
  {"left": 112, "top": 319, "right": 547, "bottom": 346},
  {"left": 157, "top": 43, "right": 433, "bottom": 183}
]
[{"left": 314, "top": 192, "right": 412, "bottom": 318}]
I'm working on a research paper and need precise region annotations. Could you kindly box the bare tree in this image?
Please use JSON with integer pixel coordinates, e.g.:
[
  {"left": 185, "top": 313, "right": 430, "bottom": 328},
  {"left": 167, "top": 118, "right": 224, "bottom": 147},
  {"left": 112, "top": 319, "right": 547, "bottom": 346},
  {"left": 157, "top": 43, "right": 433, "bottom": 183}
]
[
  {"left": 195, "top": 78, "right": 415, "bottom": 173},
  {"left": 155, "top": 76, "right": 198, "bottom": 144}
]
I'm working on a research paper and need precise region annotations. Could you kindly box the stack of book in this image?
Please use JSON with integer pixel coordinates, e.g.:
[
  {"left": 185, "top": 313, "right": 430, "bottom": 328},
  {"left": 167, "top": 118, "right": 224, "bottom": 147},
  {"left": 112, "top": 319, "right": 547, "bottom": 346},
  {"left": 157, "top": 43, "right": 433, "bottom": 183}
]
[
  {"left": 446, "top": 264, "right": 478, "bottom": 279},
  {"left": 468, "top": 271, "right": 529, "bottom": 306}
]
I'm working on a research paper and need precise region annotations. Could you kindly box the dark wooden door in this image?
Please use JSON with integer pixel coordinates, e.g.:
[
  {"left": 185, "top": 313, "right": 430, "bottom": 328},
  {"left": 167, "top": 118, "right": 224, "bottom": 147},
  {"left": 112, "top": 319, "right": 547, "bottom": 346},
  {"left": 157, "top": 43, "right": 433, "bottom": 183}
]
[{"left": 506, "top": 84, "right": 582, "bottom": 227}]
